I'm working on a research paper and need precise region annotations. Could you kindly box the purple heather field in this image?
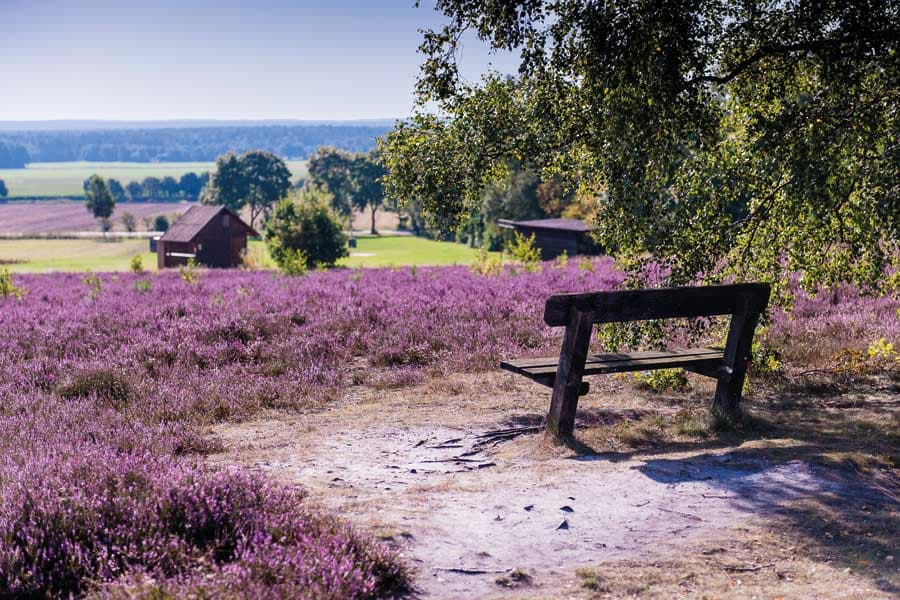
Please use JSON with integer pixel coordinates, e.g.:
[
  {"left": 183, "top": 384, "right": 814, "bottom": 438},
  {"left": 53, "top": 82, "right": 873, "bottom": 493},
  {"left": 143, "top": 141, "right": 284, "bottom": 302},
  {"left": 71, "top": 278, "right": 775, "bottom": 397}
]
[{"left": 0, "top": 261, "right": 896, "bottom": 597}]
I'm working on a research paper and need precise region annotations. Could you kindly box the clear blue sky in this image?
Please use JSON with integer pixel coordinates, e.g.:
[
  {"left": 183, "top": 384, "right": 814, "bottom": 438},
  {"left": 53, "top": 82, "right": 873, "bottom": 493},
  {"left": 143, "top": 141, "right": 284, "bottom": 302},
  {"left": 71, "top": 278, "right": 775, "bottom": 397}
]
[{"left": 0, "top": 0, "right": 518, "bottom": 121}]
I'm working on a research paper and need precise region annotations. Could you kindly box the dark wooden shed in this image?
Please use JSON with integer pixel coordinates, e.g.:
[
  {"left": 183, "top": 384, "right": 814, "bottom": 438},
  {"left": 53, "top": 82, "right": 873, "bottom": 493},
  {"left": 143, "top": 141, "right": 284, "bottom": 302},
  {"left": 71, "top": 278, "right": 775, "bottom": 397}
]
[
  {"left": 157, "top": 205, "right": 258, "bottom": 269},
  {"left": 497, "top": 218, "right": 598, "bottom": 259}
]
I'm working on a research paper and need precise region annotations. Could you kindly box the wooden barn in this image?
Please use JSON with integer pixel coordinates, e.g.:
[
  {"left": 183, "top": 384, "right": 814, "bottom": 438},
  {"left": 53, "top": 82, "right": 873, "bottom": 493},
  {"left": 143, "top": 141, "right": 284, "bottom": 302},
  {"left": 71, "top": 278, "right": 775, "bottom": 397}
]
[
  {"left": 157, "top": 205, "right": 258, "bottom": 269},
  {"left": 497, "top": 218, "right": 598, "bottom": 259}
]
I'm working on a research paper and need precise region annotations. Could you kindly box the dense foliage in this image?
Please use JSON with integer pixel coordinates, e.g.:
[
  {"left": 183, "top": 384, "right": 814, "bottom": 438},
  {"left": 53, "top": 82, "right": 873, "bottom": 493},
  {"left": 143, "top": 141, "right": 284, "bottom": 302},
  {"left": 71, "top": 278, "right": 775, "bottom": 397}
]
[
  {"left": 0, "top": 142, "right": 29, "bottom": 168},
  {"left": 383, "top": 0, "right": 900, "bottom": 301},
  {"left": 84, "top": 175, "right": 116, "bottom": 232},
  {"left": 93, "top": 172, "right": 210, "bottom": 202},
  {"left": 153, "top": 214, "right": 170, "bottom": 232},
  {"left": 307, "top": 148, "right": 388, "bottom": 233},
  {"left": 0, "top": 124, "right": 390, "bottom": 163},
  {"left": 265, "top": 190, "right": 349, "bottom": 269},
  {"left": 202, "top": 151, "right": 292, "bottom": 228},
  {"left": 308, "top": 147, "right": 354, "bottom": 218},
  {"left": 350, "top": 152, "right": 388, "bottom": 235}
]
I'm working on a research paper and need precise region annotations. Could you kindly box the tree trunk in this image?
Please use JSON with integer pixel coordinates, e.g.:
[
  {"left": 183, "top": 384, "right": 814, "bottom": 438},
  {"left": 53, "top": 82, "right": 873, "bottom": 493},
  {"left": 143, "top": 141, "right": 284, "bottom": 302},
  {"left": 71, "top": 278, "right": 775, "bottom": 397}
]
[{"left": 370, "top": 205, "right": 377, "bottom": 235}]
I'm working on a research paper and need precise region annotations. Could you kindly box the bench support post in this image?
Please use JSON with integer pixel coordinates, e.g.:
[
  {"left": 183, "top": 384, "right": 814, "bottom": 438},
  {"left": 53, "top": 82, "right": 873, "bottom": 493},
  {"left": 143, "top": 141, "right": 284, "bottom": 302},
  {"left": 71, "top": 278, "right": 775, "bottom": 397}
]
[
  {"left": 712, "top": 297, "right": 763, "bottom": 426},
  {"left": 547, "top": 306, "right": 594, "bottom": 439}
]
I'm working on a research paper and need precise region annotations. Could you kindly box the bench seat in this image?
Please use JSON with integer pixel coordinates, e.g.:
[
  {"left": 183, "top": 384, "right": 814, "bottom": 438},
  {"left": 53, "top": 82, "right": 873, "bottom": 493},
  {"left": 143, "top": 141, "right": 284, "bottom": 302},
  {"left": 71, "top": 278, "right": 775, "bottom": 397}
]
[
  {"left": 501, "top": 347, "right": 725, "bottom": 391},
  {"left": 501, "top": 283, "right": 770, "bottom": 438}
]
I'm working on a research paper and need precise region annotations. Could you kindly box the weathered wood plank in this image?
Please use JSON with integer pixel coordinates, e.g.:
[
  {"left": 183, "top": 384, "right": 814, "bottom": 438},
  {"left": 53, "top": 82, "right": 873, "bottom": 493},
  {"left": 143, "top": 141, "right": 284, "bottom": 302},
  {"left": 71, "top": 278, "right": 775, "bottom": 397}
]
[
  {"left": 528, "top": 376, "right": 590, "bottom": 396},
  {"left": 546, "top": 307, "right": 594, "bottom": 439},
  {"left": 503, "top": 347, "right": 722, "bottom": 370},
  {"left": 501, "top": 348, "right": 724, "bottom": 380},
  {"left": 712, "top": 289, "right": 769, "bottom": 424},
  {"left": 543, "top": 283, "right": 771, "bottom": 326}
]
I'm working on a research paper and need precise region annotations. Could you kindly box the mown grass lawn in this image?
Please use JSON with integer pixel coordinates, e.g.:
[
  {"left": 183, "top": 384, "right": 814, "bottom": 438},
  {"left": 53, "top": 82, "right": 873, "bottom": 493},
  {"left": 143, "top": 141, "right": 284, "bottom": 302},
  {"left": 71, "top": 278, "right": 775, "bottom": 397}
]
[
  {"left": 340, "top": 235, "right": 487, "bottom": 268},
  {"left": 0, "top": 239, "right": 157, "bottom": 273},
  {"left": 0, "top": 235, "right": 490, "bottom": 273},
  {"left": 0, "top": 160, "right": 308, "bottom": 198}
]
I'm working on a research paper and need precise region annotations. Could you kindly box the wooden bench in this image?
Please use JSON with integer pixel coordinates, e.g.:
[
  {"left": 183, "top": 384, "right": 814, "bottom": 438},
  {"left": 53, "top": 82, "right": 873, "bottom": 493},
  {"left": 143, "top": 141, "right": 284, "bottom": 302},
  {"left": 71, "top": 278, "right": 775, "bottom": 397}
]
[{"left": 501, "top": 283, "right": 771, "bottom": 439}]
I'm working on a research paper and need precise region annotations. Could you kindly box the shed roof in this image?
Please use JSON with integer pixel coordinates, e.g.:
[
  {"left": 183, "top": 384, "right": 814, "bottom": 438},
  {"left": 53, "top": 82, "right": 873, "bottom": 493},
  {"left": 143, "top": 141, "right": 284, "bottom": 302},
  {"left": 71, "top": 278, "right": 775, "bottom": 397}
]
[
  {"left": 160, "top": 205, "right": 258, "bottom": 242},
  {"left": 497, "top": 218, "right": 593, "bottom": 233}
]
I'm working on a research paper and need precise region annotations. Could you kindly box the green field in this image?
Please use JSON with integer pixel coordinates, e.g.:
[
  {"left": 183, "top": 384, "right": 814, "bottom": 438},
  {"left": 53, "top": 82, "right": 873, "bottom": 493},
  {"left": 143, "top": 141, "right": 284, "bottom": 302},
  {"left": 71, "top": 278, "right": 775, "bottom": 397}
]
[
  {"left": 0, "top": 239, "right": 157, "bottom": 273},
  {"left": 341, "top": 236, "right": 486, "bottom": 268},
  {"left": 1, "top": 235, "right": 488, "bottom": 273},
  {"left": 0, "top": 161, "right": 309, "bottom": 198}
]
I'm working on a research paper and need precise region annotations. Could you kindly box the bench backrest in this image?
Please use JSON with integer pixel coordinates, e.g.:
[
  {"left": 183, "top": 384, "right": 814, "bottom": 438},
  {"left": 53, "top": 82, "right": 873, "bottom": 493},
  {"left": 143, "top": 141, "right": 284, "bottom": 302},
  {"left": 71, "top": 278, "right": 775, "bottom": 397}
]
[{"left": 543, "top": 283, "right": 771, "bottom": 326}]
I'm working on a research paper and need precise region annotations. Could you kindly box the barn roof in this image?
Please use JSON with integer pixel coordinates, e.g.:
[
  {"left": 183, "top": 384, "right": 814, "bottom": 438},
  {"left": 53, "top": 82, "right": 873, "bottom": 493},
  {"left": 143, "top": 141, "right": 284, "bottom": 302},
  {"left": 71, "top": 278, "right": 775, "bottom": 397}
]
[
  {"left": 160, "top": 205, "right": 258, "bottom": 242},
  {"left": 497, "top": 218, "right": 594, "bottom": 233}
]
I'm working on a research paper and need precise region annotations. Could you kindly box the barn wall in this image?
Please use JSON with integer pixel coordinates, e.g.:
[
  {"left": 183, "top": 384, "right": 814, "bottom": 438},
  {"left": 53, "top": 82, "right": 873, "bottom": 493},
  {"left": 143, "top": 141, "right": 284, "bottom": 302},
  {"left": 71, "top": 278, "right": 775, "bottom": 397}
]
[
  {"left": 158, "top": 240, "right": 196, "bottom": 268},
  {"left": 517, "top": 226, "right": 578, "bottom": 259},
  {"left": 157, "top": 210, "right": 254, "bottom": 269},
  {"left": 192, "top": 215, "right": 248, "bottom": 268}
]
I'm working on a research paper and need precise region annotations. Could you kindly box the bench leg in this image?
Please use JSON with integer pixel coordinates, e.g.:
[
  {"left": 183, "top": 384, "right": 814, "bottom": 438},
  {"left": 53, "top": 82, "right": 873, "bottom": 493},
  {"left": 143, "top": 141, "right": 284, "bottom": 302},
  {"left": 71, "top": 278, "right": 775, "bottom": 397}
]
[
  {"left": 712, "top": 301, "right": 762, "bottom": 426},
  {"left": 712, "top": 370, "right": 745, "bottom": 424},
  {"left": 547, "top": 307, "right": 594, "bottom": 440}
]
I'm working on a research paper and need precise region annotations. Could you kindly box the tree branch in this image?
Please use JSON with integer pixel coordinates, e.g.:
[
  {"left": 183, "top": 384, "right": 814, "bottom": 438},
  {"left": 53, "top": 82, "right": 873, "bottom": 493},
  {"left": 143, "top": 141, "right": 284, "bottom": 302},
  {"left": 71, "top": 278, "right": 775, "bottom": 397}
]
[{"left": 687, "top": 30, "right": 900, "bottom": 87}]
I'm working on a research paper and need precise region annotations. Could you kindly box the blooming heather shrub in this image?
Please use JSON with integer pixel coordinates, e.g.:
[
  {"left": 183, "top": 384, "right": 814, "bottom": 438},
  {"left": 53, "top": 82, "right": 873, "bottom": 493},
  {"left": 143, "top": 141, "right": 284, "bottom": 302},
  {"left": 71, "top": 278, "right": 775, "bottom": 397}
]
[
  {"left": 57, "top": 368, "right": 133, "bottom": 408},
  {"left": 0, "top": 447, "right": 403, "bottom": 598},
  {"left": 766, "top": 284, "right": 900, "bottom": 369}
]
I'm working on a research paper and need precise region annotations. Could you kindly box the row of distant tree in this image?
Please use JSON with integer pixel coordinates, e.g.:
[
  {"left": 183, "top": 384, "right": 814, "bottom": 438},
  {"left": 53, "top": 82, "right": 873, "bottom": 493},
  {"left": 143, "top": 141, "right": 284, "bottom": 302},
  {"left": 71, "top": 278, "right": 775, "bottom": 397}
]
[
  {"left": 0, "top": 142, "right": 29, "bottom": 168},
  {"left": 197, "top": 148, "right": 390, "bottom": 233},
  {"left": 0, "top": 124, "right": 391, "bottom": 164},
  {"left": 84, "top": 172, "right": 210, "bottom": 203},
  {"left": 83, "top": 174, "right": 175, "bottom": 234},
  {"left": 195, "top": 147, "right": 580, "bottom": 243}
]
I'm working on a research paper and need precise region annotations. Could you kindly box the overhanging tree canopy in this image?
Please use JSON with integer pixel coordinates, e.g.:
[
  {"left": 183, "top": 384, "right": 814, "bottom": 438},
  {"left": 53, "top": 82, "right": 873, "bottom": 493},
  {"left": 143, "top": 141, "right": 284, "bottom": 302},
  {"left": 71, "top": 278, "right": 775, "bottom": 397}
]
[{"left": 381, "top": 0, "right": 899, "bottom": 301}]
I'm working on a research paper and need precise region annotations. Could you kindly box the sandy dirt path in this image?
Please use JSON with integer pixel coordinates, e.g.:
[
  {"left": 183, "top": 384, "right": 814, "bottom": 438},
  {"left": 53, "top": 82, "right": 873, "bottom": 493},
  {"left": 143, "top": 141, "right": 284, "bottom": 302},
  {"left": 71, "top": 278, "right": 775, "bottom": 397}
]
[{"left": 207, "top": 372, "right": 897, "bottom": 598}]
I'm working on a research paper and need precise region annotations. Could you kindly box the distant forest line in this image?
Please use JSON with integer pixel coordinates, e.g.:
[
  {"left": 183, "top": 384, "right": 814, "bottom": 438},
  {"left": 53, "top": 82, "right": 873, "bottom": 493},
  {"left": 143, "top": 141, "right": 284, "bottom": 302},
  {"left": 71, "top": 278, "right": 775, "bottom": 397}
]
[{"left": 0, "top": 124, "right": 392, "bottom": 167}]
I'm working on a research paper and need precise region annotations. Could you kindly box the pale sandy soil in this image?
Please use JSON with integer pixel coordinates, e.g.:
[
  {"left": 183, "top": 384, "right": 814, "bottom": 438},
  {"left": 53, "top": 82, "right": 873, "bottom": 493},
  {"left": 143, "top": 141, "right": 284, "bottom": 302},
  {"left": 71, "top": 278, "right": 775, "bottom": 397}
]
[{"left": 207, "top": 371, "right": 899, "bottom": 599}]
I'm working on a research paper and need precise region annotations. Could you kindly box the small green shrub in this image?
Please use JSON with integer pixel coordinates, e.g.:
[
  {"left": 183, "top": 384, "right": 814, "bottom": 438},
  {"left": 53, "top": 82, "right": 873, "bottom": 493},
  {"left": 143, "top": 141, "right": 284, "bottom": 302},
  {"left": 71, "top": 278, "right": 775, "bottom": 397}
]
[
  {"left": 470, "top": 247, "right": 503, "bottom": 276},
  {"left": 180, "top": 259, "right": 200, "bottom": 285},
  {"left": 278, "top": 247, "right": 308, "bottom": 276},
  {"left": 130, "top": 255, "right": 144, "bottom": 273},
  {"left": 868, "top": 337, "right": 897, "bottom": 361},
  {"left": 751, "top": 336, "right": 782, "bottom": 377},
  {"left": 832, "top": 338, "right": 899, "bottom": 375},
  {"left": 265, "top": 191, "right": 348, "bottom": 270},
  {"left": 0, "top": 268, "right": 26, "bottom": 299},
  {"left": 82, "top": 273, "right": 103, "bottom": 301},
  {"left": 630, "top": 368, "right": 690, "bottom": 393},
  {"left": 554, "top": 251, "right": 569, "bottom": 269},
  {"left": 578, "top": 256, "right": 595, "bottom": 272},
  {"left": 507, "top": 232, "right": 541, "bottom": 272}
]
